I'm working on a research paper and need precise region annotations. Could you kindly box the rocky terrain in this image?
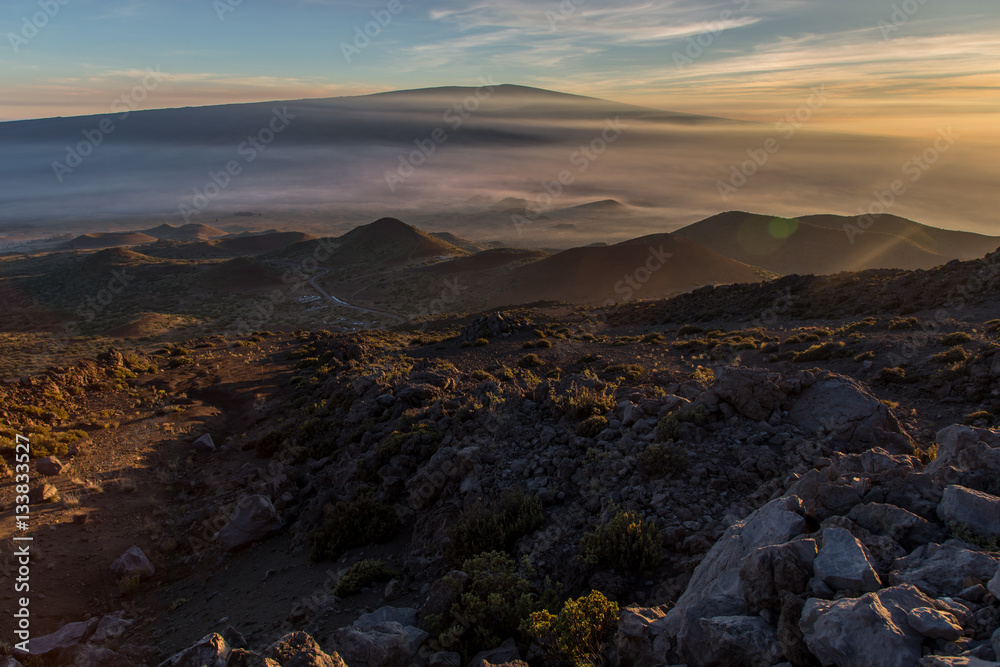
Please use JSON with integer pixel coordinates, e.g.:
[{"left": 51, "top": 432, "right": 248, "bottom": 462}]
[{"left": 3, "top": 248, "right": 1000, "bottom": 666}]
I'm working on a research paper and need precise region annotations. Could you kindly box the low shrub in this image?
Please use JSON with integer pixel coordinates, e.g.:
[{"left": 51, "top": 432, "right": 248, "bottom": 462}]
[
  {"left": 933, "top": 347, "right": 968, "bottom": 364},
  {"left": 519, "top": 354, "right": 542, "bottom": 368},
  {"left": 942, "top": 332, "right": 973, "bottom": 346},
  {"left": 581, "top": 507, "right": 663, "bottom": 573},
  {"left": 444, "top": 489, "right": 543, "bottom": 566},
  {"left": 333, "top": 559, "right": 397, "bottom": 597},
  {"left": 577, "top": 415, "right": 608, "bottom": 438},
  {"left": 888, "top": 317, "right": 918, "bottom": 330},
  {"left": 792, "top": 341, "right": 844, "bottom": 362},
  {"left": 310, "top": 496, "right": 401, "bottom": 561},
  {"left": 640, "top": 443, "right": 688, "bottom": 478},
  {"left": 523, "top": 591, "right": 620, "bottom": 667}
]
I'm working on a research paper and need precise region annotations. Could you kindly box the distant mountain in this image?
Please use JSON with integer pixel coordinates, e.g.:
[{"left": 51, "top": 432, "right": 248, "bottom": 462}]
[
  {"left": 64, "top": 232, "right": 156, "bottom": 250},
  {"left": 141, "top": 223, "right": 226, "bottom": 242},
  {"left": 672, "top": 212, "right": 1000, "bottom": 275},
  {"left": 215, "top": 231, "right": 316, "bottom": 255},
  {"left": 501, "top": 233, "right": 767, "bottom": 306},
  {"left": 430, "top": 232, "right": 486, "bottom": 254}
]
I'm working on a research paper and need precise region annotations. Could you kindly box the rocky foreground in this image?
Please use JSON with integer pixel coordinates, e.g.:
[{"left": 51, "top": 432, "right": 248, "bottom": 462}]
[{"left": 7, "top": 307, "right": 1000, "bottom": 666}]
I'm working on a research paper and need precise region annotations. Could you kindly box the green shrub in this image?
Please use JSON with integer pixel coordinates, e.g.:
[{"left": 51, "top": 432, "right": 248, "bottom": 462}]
[
  {"left": 577, "top": 415, "right": 608, "bottom": 438},
  {"left": 333, "top": 559, "right": 397, "bottom": 597},
  {"left": 942, "top": 332, "right": 973, "bottom": 346},
  {"left": 950, "top": 521, "right": 999, "bottom": 551},
  {"left": 474, "top": 338, "right": 490, "bottom": 347},
  {"left": 581, "top": 507, "right": 662, "bottom": 573},
  {"left": 436, "top": 552, "right": 535, "bottom": 661},
  {"left": 251, "top": 428, "right": 287, "bottom": 457},
  {"left": 519, "top": 354, "right": 542, "bottom": 368},
  {"left": 310, "top": 496, "right": 401, "bottom": 561},
  {"left": 963, "top": 411, "right": 992, "bottom": 425},
  {"left": 656, "top": 415, "right": 681, "bottom": 442},
  {"left": 445, "top": 489, "right": 543, "bottom": 566},
  {"left": 560, "top": 385, "right": 614, "bottom": 421},
  {"left": 523, "top": 591, "right": 620, "bottom": 667},
  {"left": 536, "top": 339, "right": 553, "bottom": 349},
  {"left": 933, "top": 347, "right": 968, "bottom": 364},
  {"left": 888, "top": 317, "right": 918, "bottom": 330},
  {"left": 640, "top": 443, "right": 688, "bottom": 478},
  {"left": 792, "top": 342, "right": 845, "bottom": 362},
  {"left": 878, "top": 366, "right": 916, "bottom": 384}
]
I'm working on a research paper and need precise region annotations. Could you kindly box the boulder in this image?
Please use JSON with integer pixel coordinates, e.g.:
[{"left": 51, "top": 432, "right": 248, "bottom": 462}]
[
  {"left": 226, "top": 649, "right": 281, "bottom": 667},
  {"left": 28, "top": 483, "right": 58, "bottom": 504},
  {"left": 788, "top": 374, "right": 913, "bottom": 454},
  {"left": 712, "top": 366, "right": 786, "bottom": 421},
  {"left": 990, "top": 564, "right": 1000, "bottom": 599},
  {"left": 665, "top": 495, "right": 807, "bottom": 666},
  {"left": 214, "top": 494, "right": 282, "bottom": 551},
  {"left": 928, "top": 425, "right": 1000, "bottom": 476},
  {"left": 89, "top": 615, "right": 133, "bottom": 644},
  {"left": 801, "top": 584, "right": 936, "bottom": 667},
  {"left": 36, "top": 456, "right": 63, "bottom": 476},
  {"left": 429, "top": 653, "right": 461, "bottom": 667},
  {"left": 812, "top": 527, "right": 882, "bottom": 594},
  {"left": 354, "top": 606, "right": 419, "bottom": 630},
  {"left": 467, "top": 639, "right": 521, "bottom": 667},
  {"left": 24, "top": 617, "right": 98, "bottom": 656},
  {"left": 615, "top": 605, "right": 672, "bottom": 667},
  {"left": 993, "top": 627, "right": 1000, "bottom": 664},
  {"left": 938, "top": 485, "right": 1000, "bottom": 539},
  {"left": 785, "top": 470, "right": 863, "bottom": 521},
  {"left": 334, "top": 621, "right": 427, "bottom": 667},
  {"left": 697, "top": 615, "right": 784, "bottom": 667},
  {"left": 905, "top": 607, "right": 963, "bottom": 641},
  {"left": 110, "top": 545, "right": 155, "bottom": 579},
  {"left": 740, "top": 539, "right": 817, "bottom": 614},
  {"left": 848, "top": 503, "right": 946, "bottom": 550},
  {"left": 263, "top": 632, "right": 346, "bottom": 667},
  {"left": 890, "top": 541, "right": 999, "bottom": 597},
  {"left": 158, "top": 632, "right": 229, "bottom": 667}
]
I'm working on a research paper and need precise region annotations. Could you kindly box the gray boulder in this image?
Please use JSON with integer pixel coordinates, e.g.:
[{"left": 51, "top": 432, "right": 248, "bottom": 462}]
[
  {"left": 890, "top": 541, "right": 999, "bottom": 597},
  {"left": 215, "top": 494, "right": 282, "bottom": 551},
  {"left": 28, "top": 483, "right": 58, "bottom": 504},
  {"left": 848, "top": 502, "right": 946, "bottom": 550},
  {"left": 928, "top": 425, "right": 1000, "bottom": 476},
  {"left": 801, "top": 584, "right": 935, "bottom": 667},
  {"left": 905, "top": 606, "right": 963, "bottom": 641},
  {"left": 89, "top": 614, "right": 133, "bottom": 644},
  {"left": 615, "top": 605, "right": 672, "bottom": 667},
  {"left": 697, "top": 615, "right": 784, "bottom": 667},
  {"left": 937, "top": 485, "right": 1000, "bottom": 539},
  {"left": 158, "top": 633, "right": 229, "bottom": 667},
  {"left": 740, "top": 539, "right": 818, "bottom": 614},
  {"left": 36, "top": 456, "right": 63, "bottom": 476},
  {"left": 334, "top": 621, "right": 427, "bottom": 667},
  {"left": 788, "top": 374, "right": 913, "bottom": 454},
  {"left": 665, "top": 495, "right": 806, "bottom": 666},
  {"left": 712, "top": 366, "right": 786, "bottom": 421},
  {"left": 24, "top": 617, "right": 98, "bottom": 656},
  {"left": 989, "top": 563, "right": 1000, "bottom": 599},
  {"left": 355, "top": 606, "right": 419, "bottom": 630},
  {"left": 813, "top": 527, "right": 882, "bottom": 593},
  {"left": 110, "top": 545, "right": 155, "bottom": 579}
]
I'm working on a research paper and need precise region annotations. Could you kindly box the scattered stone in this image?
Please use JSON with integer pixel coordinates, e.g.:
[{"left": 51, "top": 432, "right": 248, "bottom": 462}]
[
  {"left": 36, "top": 456, "right": 63, "bottom": 476},
  {"left": 813, "top": 527, "right": 881, "bottom": 593},
  {"left": 848, "top": 502, "right": 946, "bottom": 550},
  {"left": 89, "top": 615, "right": 133, "bottom": 644},
  {"left": 57, "top": 643, "right": 114, "bottom": 667},
  {"left": 263, "top": 631, "right": 346, "bottom": 667},
  {"left": 429, "top": 653, "right": 461, "bottom": 667},
  {"left": 110, "top": 545, "right": 155, "bottom": 579},
  {"left": 158, "top": 632, "right": 229, "bottom": 667},
  {"left": 214, "top": 494, "right": 282, "bottom": 551},
  {"left": 906, "top": 606, "right": 963, "bottom": 641},
  {"left": 740, "top": 539, "right": 817, "bottom": 614},
  {"left": 193, "top": 433, "right": 216, "bottom": 453},
  {"left": 698, "top": 615, "right": 784, "bottom": 667},
  {"left": 28, "top": 483, "right": 58, "bottom": 504},
  {"left": 937, "top": 485, "right": 1000, "bottom": 539},
  {"left": 615, "top": 605, "right": 671, "bottom": 667}
]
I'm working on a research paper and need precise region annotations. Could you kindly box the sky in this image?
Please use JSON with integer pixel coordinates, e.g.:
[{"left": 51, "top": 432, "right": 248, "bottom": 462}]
[{"left": 2, "top": 0, "right": 998, "bottom": 142}]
